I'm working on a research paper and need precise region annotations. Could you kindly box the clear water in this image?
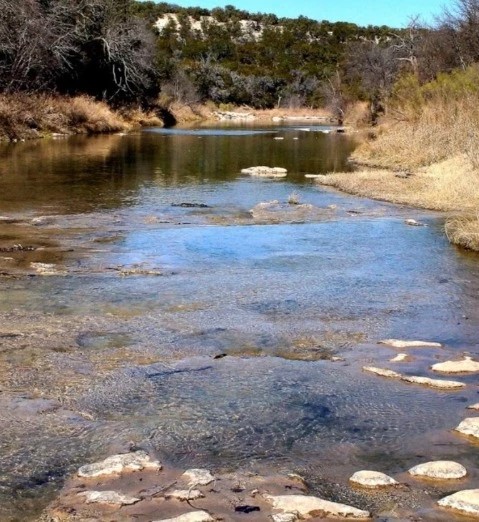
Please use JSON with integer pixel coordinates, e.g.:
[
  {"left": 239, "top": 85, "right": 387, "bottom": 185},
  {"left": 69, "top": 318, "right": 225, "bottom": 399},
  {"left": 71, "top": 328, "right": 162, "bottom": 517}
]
[{"left": 1, "top": 124, "right": 479, "bottom": 520}]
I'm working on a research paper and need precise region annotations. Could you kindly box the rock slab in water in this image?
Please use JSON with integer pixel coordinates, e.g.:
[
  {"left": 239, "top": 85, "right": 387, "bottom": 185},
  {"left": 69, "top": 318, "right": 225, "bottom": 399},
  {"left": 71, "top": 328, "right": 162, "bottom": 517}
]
[
  {"left": 401, "top": 375, "right": 465, "bottom": 389},
  {"left": 241, "top": 166, "right": 288, "bottom": 177},
  {"left": 78, "top": 490, "right": 140, "bottom": 505},
  {"left": 363, "top": 366, "right": 402, "bottom": 379},
  {"left": 349, "top": 470, "right": 398, "bottom": 488},
  {"left": 77, "top": 451, "right": 161, "bottom": 478},
  {"left": 154, "top": 512, "right": 214, "bottom": 522},
  {"left": 455, "top": 418, "right": 479, "bottom": 439},
  {"left": 265, "top": 494, "right": 370, "bottom": 519},
  {"left": 182, "top": 469, "right": 215, "bottom": 486},
  {"left": 432, "top": 357, "right": 479, "bottom": 373},
  {"left": 378, "top": 339, "right": 442, "bottom": 348},
  {"left": 390, "top": 353, "right": 409, "bottom": 362},
  {"left": 438, "top": 489, "right": 479, "bottom": 516},
  {"left": 408, "top": 461, "right": 467, "bottom": 480}
]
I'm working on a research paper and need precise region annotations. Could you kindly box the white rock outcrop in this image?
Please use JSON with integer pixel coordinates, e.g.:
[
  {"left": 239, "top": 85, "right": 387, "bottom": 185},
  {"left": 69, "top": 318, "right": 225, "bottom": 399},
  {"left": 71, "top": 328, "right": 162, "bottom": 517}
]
[
  {"left": 432, "top": 357, "right": 479, "bottom": 374},
  {"left": 438, "top": 489, "right": 479, "bottom": 516},
  {"left": 154, "top": 512, "right": 214, "bottom": 522},
  {"left": 401, "top": 375, "right": 465, "bottom": 389},
  {"left": 182, "top": 469, "right": 215, "bottom": 486},
  {"left": 362, "top": 366, "right": 402, "bottom": 379},
  {"left": 455, "top": 417, "right": 479, "bottom": 439},
  {"left": 166, "top": 490, "right": 205, "bottom": 501},
  {"left": 241, "top": 166, "right": 288, "bottom": 177},
  {"left": 265, "top": 494, "right": 370, "bottom": 519},
  {"left": 408, "top": 461, "right": 467, "bottom": 480},
  {"left": 378, "top": 339, "right": 442, "bottom": 348},
  {"left": 349, "top": 470, "right": 398, "bottom": 488},
  {"left": 77, "top": 451, "right": 161, "bottom": 478},
  {"left": 78, "top": 490, "right": 140, "bottom": 505}
]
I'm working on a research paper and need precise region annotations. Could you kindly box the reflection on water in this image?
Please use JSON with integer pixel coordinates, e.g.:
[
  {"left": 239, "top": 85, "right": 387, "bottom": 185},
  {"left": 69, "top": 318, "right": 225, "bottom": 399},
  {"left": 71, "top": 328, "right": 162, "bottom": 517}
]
[{"left": 1, "top": 124, "right": 479, "bottom": 520}]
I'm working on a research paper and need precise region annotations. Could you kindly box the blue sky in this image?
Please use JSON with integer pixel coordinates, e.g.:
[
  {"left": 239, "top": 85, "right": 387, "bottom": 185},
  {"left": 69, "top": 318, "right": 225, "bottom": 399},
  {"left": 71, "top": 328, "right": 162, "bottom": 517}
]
[{"left": 161, "top": 0, "right": 450, "bottom": 27}]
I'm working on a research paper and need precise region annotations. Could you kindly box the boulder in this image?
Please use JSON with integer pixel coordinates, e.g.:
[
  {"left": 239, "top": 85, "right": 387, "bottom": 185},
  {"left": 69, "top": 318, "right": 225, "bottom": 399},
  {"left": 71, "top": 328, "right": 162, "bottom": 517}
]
[
  {"left": 77, "top": 451, "right": 161, "bottom": 478},
  {"left": 455, "top": 417, "right": 479, "bottom": 439},
  {"left": 378, "top": 339, "right": 442, "bottom": 348},
  {"left": 362, "top": 366, "right": 402, "bottom": 379},
  {"left": 264, "top": 494, "right": 370, "bottom": 519},
  {"left": 78, "top": 490, "right": 140, "bottom": 505},
  {"left": 182, "top": 469, "right": 215, "bottom": 486},
  {"left": 408, "top": 461, "right": 467, "bottom": 480},
  {"left": 401, "top": 375, "right": 465, "bottom": 389},
  {"left": 349, "top": 470, "right": 398, "bottom": 488},
  {"left": 154, "top": 512, "right": 214, "bottom": 522},
  {"left": 432, "top": 357, "right": 479, "bottom": 374},
  {"left": 438, "top": 489, "right": 479, "bottom": 517}
]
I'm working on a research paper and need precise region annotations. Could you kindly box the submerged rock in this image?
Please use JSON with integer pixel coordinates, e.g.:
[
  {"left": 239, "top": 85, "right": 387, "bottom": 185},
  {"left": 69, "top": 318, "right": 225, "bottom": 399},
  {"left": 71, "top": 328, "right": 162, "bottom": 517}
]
[
  {"left": 166, "top": 489, "right": 205, "bottom": 501},
  {"left": 182, "top": 469, "right": 215, "bottom": 486},
  {"left": 154, "top": 512, "right": 214, "bottom": 522},
  {"left": 349, "top": 470, "right": 398, "bottom": 488},
  {"left": 432, "top": 357, "right": 479, "bottom": 374},
  {"left": 264, "top": 494, "right": 370, "bottom": 519},
  {"left": 77, "top": 451, "right": 161, "bottom": 478},
  {"left": 455, "top": 417, "right": 479, "bottom": 439},
  {"left": 378, "top": 339, "right": 442, "bottom": 348},
  {"left": 78, "top": 490, "right": 140, "bottom": 505},
  {"left": 438, "top": 489, "right": 479, "bottom": 516},
  {"left": 362, "top": 366, "right": 402, "bottom": 379},
  {"left": 241, "top": 166, "right": 288, "bottom": 177},
  {"left": 401, "top": 375, "right": 465, "bottom": 389},
  {"left": 408, "top": 461, "right": 467, "bottom": 480}
]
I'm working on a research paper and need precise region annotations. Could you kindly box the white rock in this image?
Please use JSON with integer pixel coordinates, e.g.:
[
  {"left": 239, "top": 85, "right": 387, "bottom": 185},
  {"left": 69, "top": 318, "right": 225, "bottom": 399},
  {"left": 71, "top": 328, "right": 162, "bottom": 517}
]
[
  {"left": 408, "top": 461, "right": 467, "bottom": 480},
  {"left": 166, "top": 489, "right": 205, "bottom": 501},
  {"left": 390, "top": 353, "right": 409, "bottom": 362},
  {"left": 30, "top": 262, "right": 67, "bottom": 276},
  {"left": 304, "top": 174, "right": 322, "bottom": 179},
  {"left": 78, "top": 451, "right": 161, "bottom": 478},
  {"left": 467, "top": 403, "right": 479, "bottom": 410},
  {"left": 265, "top": 494, "right": 370, "bottom": 519},
  {"left": 362, "top": 366, "right": 402, "bottom": 379},
  {"left": 438, "top": 489, "right": 479, "bottom": 516},
  {"left": 349, "top": 470, "right": 398, "bottom": 488},
  {"left": 455, "top": 417, "right": 479, "bottom": 439},
  {"left": 405, "top": 219, "right": 427, "bottom": 227},
  {"left": 272, "top": 514, "right": 299, "bottom": 522},
  {"left": 241, "top": 166, "right": 288, "bottom": 178},
  {"left": 378, "top": 339, "right": 442, "bottom": 348},
  {"left": 154, "top": 512, "right": 214, "bottom": 522},
  {"left": 274, "top": 137, "right": 285, "bottom": 140},
  {"left": 432, "top": 357, "right": 479, "bottom": 374},
  {"left": 79, "top": 490, "right": 140, "bottom": 505},
  {"left": 401, "top": 375, "right": 465, "bottom": 389},
  {"left": 182, "top": 469, "right": 215, "bottom": 486}
]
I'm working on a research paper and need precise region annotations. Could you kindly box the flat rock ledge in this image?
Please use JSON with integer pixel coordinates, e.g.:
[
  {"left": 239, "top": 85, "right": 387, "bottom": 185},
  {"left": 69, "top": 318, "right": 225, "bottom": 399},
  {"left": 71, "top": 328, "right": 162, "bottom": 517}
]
[
  {"left": 432, "top": 357, "right": 479, "bottom": 374},
  {"left": 378, "top": 339, "right": 442, "bottom": 348},
  {"left": 182, "top": 468, "right": 215, "bottom": 487},
  {"left": 408, "top": 461, "right": 467, "bottom": 480},
  {"left": 363, "top": 367, "right": 465, "bottom": 389},
  {"left": 455, "top": 418, "right": 479, "bottom": 440},
  {"left": 349, "top": 470, "right": 398, "bottom": 488},
  {"left": 78, "top": 490, "right": 140, "bottom": 505},
  {"left": 77, "top": 451, "right": 161, "bottom": 478},
  {"left": 154, "top": 512, "right": 214, "bottom": 522},
  {"left": 264, "top": 494, "right": 370, "bottom": 519},
  {"left": 241, "top": 166, "right": 288, "bottom": 177},
  {"left": 438, "top": 489, "right": 479, "bottom": 517}
]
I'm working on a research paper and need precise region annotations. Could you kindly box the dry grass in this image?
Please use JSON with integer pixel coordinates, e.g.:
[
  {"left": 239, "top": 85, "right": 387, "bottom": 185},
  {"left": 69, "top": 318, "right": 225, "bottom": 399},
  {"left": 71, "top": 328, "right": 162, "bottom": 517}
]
[{"left": 446, "top": 214, "right": 479, "bottom": 251}]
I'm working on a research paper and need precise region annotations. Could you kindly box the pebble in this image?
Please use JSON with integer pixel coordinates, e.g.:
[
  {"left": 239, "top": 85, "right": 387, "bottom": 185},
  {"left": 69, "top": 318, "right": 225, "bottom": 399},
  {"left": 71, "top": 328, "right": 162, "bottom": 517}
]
[
  {"left": 349, "top": 470, "right": 398, "bottom": 488},
  {"left": 77, "top": 451, "right": 161, "bottom": 478},
  {"left": 408, "top": 461, "right": 467, "bottom": 480},
  {"left": 264, "top": 494, "right": 370, "bottom": 519},
  {"left": 438, "top": 489, "right": 479, "bottom": 516}
]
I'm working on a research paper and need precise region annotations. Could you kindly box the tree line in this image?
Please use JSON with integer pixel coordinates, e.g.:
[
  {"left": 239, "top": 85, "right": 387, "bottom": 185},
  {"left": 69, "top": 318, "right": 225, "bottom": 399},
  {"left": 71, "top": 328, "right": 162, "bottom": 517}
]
[{"left": 1, "top": 0, "right": 479, "bottom": 122}]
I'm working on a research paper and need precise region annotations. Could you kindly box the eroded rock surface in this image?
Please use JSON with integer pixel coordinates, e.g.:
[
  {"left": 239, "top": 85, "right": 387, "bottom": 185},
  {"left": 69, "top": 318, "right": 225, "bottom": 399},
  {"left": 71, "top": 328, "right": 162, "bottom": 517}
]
[
  {"left": 78, "top": 451, "right": 161, "bottom": 478},
  {"left": 432, "top": 357, "right": 479, "bottom": 374},
  {"left": 264, "top": 494, "right": 370, "bottom": 519},
  {"left": 378, "top": 339, "right": 442, "bottom": 348},
  {"left": 349, "top": 470, "right": 398, "bottom": 488},
  {"left": 408, "top": 461, "right": 467, "bottom": 480},
  {"left": 438, "top": 489, "right": 479, "bottom": 516}
]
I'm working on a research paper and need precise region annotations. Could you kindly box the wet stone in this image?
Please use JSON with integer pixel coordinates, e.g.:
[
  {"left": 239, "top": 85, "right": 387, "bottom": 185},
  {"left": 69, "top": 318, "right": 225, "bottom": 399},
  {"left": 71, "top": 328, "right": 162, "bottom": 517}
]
[
  {"left": 455, "top": 417, "right": 479, "bottom": 439},
  {"left": 78, "top": 490, "right": 140, "bottom": 505},
  {"left": 77, "top": 451, "right": 161, "bottom": 478},
  {"left": 264, "top": 494, "right": 370, "bottom": 519},
  {"left": 432, "top": 357, "right": 479, "bottom": 374},
  {"left": 408, "top": 461, "right": 467, "bottom": 480},
  {"left": 349, "top": 470, "right": 398, "bottom": 488},
  {"left": 182, "top": 469, "right": 215, "bottom": 487},
  {"left": 438, "top": 489, "right": 479, "bottom": 517}
]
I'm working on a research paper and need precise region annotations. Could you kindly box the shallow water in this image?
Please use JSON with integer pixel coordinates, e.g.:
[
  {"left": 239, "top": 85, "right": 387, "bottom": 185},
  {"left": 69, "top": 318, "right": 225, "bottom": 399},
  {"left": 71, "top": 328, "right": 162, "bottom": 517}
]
[{"left": 1, "top": 124, "right": 479, "bottom": 520}]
